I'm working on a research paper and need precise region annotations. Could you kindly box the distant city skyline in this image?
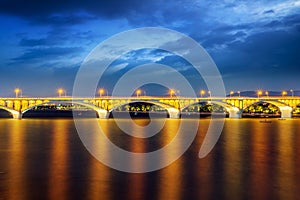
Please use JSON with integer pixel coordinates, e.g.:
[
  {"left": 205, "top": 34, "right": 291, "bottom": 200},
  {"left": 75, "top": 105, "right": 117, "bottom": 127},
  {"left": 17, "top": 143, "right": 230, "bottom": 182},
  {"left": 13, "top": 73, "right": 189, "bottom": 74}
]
[{"left": 0, "top": 0, "right": 299, "bottom": 96}]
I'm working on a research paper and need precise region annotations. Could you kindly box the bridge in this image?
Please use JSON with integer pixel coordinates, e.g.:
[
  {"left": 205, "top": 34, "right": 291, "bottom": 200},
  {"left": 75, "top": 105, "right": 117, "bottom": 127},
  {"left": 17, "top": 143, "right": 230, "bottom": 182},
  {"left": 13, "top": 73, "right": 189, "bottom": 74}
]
[{"left": 0, "top": 96, "right": 299, "bottom": 119}]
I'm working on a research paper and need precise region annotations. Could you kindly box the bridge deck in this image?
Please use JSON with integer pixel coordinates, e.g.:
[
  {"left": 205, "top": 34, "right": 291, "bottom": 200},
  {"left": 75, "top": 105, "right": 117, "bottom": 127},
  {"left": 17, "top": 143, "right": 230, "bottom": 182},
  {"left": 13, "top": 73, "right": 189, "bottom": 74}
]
[{"left": 0, "top": 96, "right": 299, "bottom": 119}]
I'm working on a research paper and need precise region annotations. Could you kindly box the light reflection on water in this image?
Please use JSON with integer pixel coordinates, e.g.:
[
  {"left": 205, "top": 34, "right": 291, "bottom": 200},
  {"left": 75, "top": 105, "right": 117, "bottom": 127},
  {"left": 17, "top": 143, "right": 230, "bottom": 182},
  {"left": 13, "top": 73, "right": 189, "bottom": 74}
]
[
  {"left": 0, "top": 118, "right": 299, "bottom": 200},
  {"left": 48, "top": 120, "right": 69, "bottom": 200}
]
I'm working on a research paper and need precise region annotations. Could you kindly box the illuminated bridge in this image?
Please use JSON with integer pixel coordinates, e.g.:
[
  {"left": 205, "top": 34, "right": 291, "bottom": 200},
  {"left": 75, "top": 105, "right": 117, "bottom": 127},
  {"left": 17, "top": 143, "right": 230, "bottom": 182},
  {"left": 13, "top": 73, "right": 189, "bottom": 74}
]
[{"left": 0, "top": 96, "right": 299, "bottom": 119}]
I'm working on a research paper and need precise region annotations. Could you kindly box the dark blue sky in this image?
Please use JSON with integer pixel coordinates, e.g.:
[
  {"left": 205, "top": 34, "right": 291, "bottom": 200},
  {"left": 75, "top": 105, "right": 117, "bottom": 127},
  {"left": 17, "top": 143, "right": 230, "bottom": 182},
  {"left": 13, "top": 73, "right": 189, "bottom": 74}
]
[{"left": 0, "top": 0, "right": 299, "bottom": 97}]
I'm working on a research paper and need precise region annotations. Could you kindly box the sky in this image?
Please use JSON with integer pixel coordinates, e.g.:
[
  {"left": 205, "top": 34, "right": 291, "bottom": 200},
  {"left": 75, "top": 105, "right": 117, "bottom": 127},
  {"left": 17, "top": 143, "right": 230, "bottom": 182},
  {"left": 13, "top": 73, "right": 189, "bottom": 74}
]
[{"left": 0, "top": 0, "right": 299, "bottom": 97}]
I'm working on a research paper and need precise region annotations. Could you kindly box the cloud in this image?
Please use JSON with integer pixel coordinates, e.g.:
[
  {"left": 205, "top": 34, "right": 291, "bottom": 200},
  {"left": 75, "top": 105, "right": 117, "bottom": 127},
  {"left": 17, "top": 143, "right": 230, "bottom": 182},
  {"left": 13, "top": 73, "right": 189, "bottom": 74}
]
[
  {"left": 211, "top": 29, "right": 300, "bottom": 77},
  {"left": 0, "top": 0, "right": 300, "bottom": 95},
  {"left": 19, "top": 38, "right": 48, "bottom": 46},
  {"left": 12, "top": 28, "right": 97, "bottom": 68},
  {"left": 263, "top": 9, "right": 275, "bottom": 14},
  {"left": 105, "top": 63, "right": 128, "bottom": 74},
  {"left": 11, "top": 46, "right": 83, "bottom": 63},
  {"left": 0, "top": 0, "right": 149, "bottom": 25}
]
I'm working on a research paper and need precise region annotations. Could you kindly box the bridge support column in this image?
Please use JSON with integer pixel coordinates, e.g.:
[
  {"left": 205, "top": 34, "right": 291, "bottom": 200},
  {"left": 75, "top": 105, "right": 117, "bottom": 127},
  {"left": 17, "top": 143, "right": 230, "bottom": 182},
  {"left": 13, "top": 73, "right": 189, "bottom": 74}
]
[
  {"left": 228, "top": 108, "right": 241, "bottom": 118},
  {"left": 97, "top": 110, "right": 108, "bottom": 119},
  {"left": 12, "top": 112, "right": 21, "bottom": 119},
  {"left": 167, "top": 108, "right": 180, "bottom": 119},
  {"left": 280, "top": 107, "right": 293, "bottom": 118}
]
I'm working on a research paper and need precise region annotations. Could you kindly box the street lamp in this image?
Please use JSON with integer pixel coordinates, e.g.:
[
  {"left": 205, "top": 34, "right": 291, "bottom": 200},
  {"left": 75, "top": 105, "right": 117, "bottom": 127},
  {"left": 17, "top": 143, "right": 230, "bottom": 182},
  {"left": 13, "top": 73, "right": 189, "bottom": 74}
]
[
  {"left": 290, "top": 89, "right": 294, "bottom": 97},
  {"left": 230, "top": 91, "right": 234, "bottom": 97},
  {"left": 257, "top": 90, "right": 263, "bottom": 98},
  {"left": 200, "top": 90, "right": 205, "bottom": 98},
  {"left": 265, "top": 91, "right": 269, "bottom": 98},
  {"left": 99, "top": 88, "right": 105, "bottom": 97},
  {"left": 57, "top": 88, "right": 64, "bottom": 97},
  {"left": 282, "top": 90, "right": 287, "bottom": 97},
  {"left": 136, "top": 89, "right": 141, "bottom": 97},
  {"left": 237, "top": 91, "right": 240, "bottom": 97},
  {"left": 169, "top": 89, "right": 175, "bottom": 97},
  {"left": 14, "top": 88, "right": 21, "bottom": 98},
  {"left": 208, "top": 90, "right": 211, "bottom": 98}
]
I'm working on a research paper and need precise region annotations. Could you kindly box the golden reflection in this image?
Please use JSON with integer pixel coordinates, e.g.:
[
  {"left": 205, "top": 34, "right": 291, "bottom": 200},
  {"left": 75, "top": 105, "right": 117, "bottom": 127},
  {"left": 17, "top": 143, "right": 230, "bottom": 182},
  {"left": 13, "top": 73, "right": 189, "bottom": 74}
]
[
  {"left": 122, "top": 118, "right": 148, "bottom": 171},
  {"left": 48, "top": 120, "right": 69, "bottom": 199},
  {"left": 223, "top": 119, "right": 243, "bottom": 199},
  {"left": 7, "top": 120, "right": 27, "bottom": 200},
  {"left": 249, "top": 120, "right": 273, "bottom": 200},
  {"left": 126, "top": 173, "right": 146, "bottom": 199},
  {"left": 276, "top": 120, "right": 296, "bottom": 200},
  {"left": 157, "top": 119, "right": 182, "bottom": 200},
  {"left": 85, "top": 119, "right": 112, "bottom": 200},
  {"left": 127, "top": 120, "right": 147, "bottom": 199},
  {"left": 294, "top": 121, "right": 300, "bottom": 194},
  {"left": 133, "top": 119, "right": 151, "bottom": 127},
  {"left": 194, "top": 119, "right": 214, "bottom": 199},
  {"left": 249, "top": 120, "right": 272, "bottom": 199},
  {"left": 195, "top": 154, "right": 214, "bottom": 199}
]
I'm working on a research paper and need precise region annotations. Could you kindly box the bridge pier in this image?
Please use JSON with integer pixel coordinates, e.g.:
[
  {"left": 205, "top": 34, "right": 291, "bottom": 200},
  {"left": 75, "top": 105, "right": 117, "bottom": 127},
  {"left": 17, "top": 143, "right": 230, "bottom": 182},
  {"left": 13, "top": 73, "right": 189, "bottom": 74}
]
[
  {"left": 97, "top": 110, "right": 109, "bottom": 119},
  {"left": 167, "top": 108, "right": 180, "bottom": 119},
  {"left": 280, "top": 106, "right": 293, "bottom": 118},
  {"left": 12, "top": 112, "right": 21, "bottom": 119},
  {"left": 227, "top": 108, "right": 241, "bottom": 118}
]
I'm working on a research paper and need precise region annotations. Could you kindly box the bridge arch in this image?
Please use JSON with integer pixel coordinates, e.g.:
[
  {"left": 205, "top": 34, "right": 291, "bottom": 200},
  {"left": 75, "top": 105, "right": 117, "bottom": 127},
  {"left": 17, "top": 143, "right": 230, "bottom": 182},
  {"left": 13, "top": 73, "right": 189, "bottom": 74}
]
[
  {"left": 181, "top": 101, "right": 241, "bottom": 118},
  {"left": 0, "top": 106, "right": 21, "bottom": 119},
  {"left": 292, "top": 103, "right": 300, "bottom": 117},
  {"left": 109, "top": 100, "right": 180, "bottom": 118},
  {"left": 242, "top": 100, "right": 292, "bottom": 118},
  {"left": 21, "top": 101, "right": 108, "bottom": 119}
]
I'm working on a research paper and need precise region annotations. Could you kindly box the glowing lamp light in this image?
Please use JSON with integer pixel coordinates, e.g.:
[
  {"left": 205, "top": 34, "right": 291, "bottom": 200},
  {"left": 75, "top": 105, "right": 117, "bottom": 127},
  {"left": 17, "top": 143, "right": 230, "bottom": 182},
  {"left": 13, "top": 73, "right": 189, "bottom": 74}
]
[
  {"left": 99, "top": 88, "right": 105, "bottom": 97},
  {"left": 230, "top": 91, "right": 234, "bottom": 97},
  {"left": 257, "top": 90, "right": 263, "bottom": 98},
  {"left": 57, "top": 88, "right": 64, "bottom": 97},
  {"left": 136, "top": 89, "right": 142, "bottom": 97},
  {"left": 200, "top": 90, "right": 206, "bottom": 97},
  {"left": 169, "top": 89, "right": 175, "bottom": 97},
  {"left": 282, "top": 91, "right": 287, "bottom": 97},
  {"left": 14, "top": 88, "right": 21, "bottom": 98},
  {"left": 290, "top": 89, "right": 294, "bottom": 97}
]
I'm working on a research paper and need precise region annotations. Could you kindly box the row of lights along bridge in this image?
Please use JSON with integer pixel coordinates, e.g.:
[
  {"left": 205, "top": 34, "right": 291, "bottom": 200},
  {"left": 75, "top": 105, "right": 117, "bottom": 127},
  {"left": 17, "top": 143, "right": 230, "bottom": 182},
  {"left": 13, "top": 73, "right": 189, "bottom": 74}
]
[{"left": 10, "top": 88, "right": 297, "bottom": 98}]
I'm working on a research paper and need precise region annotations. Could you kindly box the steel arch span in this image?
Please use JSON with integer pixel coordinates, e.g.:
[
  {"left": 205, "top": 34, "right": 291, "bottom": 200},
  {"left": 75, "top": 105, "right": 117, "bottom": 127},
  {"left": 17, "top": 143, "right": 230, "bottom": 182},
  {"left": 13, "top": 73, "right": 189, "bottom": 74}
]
[
  {"left": 19, "top": 100, "right": 107, "bottom": 118},
  {"left": 0, "top": 106, "right": 21, "bottom": 119},
  {"left": 109, "top": 100, "right": 180, "bottom": 119},
  {"left": 241, "top": 100, "right": 292, "bottom": 118},
  {"left": 181, "top": 100, "right": 241, "bottom": 118}
]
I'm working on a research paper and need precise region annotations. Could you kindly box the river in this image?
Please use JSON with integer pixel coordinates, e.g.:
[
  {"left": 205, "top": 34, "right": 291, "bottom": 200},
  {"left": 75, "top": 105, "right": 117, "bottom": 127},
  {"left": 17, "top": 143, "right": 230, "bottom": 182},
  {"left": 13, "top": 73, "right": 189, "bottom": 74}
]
[{"left": 0, "top": 118, "right": 299, "bottom": 200}]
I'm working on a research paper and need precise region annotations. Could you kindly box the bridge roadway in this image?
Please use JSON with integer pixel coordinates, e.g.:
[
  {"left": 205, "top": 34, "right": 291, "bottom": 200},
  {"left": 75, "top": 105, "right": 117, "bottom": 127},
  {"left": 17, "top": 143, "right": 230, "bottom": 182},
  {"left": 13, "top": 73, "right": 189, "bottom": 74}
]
[{"left": 0, "top": 96, "right": 299, "bottom": 119}]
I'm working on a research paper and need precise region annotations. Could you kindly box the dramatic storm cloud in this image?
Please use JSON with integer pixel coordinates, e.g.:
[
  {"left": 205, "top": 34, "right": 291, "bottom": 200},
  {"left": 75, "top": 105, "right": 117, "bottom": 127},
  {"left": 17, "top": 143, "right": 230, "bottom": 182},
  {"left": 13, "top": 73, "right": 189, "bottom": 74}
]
[{"left": 0, "top": 0, "right": 299, "bottom": 96}]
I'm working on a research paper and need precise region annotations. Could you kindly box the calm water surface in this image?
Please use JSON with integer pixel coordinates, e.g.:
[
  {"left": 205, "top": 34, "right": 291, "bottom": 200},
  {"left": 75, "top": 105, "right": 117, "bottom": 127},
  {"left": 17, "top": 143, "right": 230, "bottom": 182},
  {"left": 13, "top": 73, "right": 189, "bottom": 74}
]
[{"left": 0, "top": 118, "right": 299, "bottom": 200}]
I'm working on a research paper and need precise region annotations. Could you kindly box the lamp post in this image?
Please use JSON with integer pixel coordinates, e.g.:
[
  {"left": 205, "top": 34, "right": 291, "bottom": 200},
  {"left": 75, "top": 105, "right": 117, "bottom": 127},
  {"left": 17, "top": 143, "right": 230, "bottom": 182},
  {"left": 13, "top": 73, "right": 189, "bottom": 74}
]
[
  {"left": 58, "top": 88, "right": 64, "bottom": 97},
  {"left": 99, "top": 88, "right": 105, "bottom": 97},
  {"left": 200, "top": 90, "right": 205, "bottom": 98},
  {"left": 237, "top": 91, "right": 240, "bottom": 97},
  {"left": 290, "top": 89, "right": 294, "bottom": 97},
  {"left": 14, "top": 88, "right": 21, "bottom": 98},
  {"left": 136, "top": 89, "right": 141, "bottom": 97},
  {"left": 230, "top": 91, "right": 234, "bottom": 97},
  {"left": 169, "top": 89, "right": 175, "bottom": 97},
  {"left": 265, "top": 91, "right": 269, "bottom": 98},
  {"left": 257, "top": 90, "right": 262, "bottom": 98},
  {"left": 208, "top": 90, "right": 211, "bottom": 98},
  {"left": 282, "top": 90, "right": 287, "bottom": 97}
]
